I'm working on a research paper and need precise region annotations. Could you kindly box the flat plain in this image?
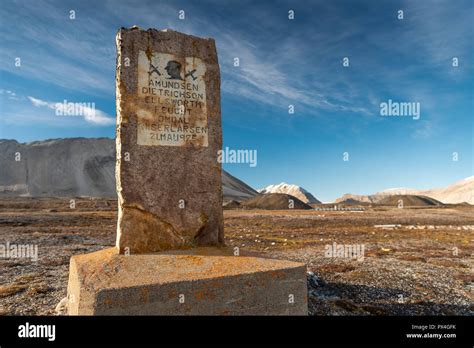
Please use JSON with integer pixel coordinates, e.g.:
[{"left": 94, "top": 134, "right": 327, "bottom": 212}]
[{"left": 0, "top": 197, "right": 472, "bottom": 315}]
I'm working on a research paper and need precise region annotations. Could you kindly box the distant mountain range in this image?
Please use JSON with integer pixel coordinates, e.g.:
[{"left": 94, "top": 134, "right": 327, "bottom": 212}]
[
  {"left": 335, "top": 176, "right": 474, "bottom": 205},
  {"left": 0, "top": 138, "right": 258, "bottom": 201},
  {"left": 241, "top": 193, "right": 313, "bottom": 210},
  {"left": 377, "top": 195, "right": 444, "bottom": 207},
  {"left": 1, "top": 138, "right": 471, "bottom": 205},
  {"left": 0, "top": 138, "right": 116, "bottom": 197},
  {"left": 222, "top": 171, "right": 258, "bottom": 202},
  {"left": 258, "top": 183, "right": 321, "bottom": 204}
]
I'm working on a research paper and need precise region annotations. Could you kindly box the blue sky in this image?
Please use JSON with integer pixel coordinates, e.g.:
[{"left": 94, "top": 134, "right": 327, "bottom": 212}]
[{"left": 0, "top": 0, "right": 472, "bottom": 201}]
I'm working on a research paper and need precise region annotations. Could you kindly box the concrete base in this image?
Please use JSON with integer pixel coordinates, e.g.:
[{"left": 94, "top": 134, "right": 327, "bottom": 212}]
[{"left": 67, "top": 247, "right": 308, "bottom": 315}]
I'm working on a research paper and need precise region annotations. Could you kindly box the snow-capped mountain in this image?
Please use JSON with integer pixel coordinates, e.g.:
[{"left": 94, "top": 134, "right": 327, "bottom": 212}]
[
  {"left": 335, "top": 176, "right": 474, "bottom": 204},
  {"left": 258, "top": 182, "right": 321, "bottom": 204}
]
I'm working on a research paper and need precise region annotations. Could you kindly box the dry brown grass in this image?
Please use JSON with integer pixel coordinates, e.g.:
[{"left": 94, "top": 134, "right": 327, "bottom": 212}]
[
  {"left": 0, "top": 284, "right": 28, "bottom": 298},
  {"left": 0, "top": 198, "right": 472, "bottom": 315},
  {"left": 319, "top": 263, "right": 357, "bottom": 273}
]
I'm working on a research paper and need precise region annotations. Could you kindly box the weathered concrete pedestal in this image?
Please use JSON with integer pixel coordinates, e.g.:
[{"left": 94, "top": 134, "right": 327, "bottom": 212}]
[{"left": 67, "top": 247, "right": 307, "bottom": 315}]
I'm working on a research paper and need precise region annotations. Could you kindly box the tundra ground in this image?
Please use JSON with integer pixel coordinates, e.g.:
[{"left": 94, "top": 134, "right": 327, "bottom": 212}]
[{"left": 0, "top": 197, "right": 472, "bottom": 315}]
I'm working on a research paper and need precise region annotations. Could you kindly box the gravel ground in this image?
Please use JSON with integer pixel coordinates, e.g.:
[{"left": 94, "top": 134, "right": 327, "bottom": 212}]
[{"left": 0, "top": 198, "right": 472, "bottom": 315}]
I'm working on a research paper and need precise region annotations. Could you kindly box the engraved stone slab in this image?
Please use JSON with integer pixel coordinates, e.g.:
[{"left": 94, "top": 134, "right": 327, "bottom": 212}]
[
  {"left": 136, "top": 51, "right": 208, "bottom": 147},
  {"left": 115, "top": 28, "right": 224, "bottom": 253}
]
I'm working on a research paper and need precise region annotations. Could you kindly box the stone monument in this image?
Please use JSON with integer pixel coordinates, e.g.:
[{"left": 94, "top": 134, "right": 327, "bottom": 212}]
[{"left": 66, "top": 27, "right": 308, "bottom": 315}]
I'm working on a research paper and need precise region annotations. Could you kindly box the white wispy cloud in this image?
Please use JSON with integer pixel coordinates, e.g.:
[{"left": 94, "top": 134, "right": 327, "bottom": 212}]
[
  {"left": 102, "top": 0, "right": 373, "bottom": 116},
  {"left": 0, "top": 89, "right": 21, "bottom": 100},
  {"left": 1, "top": 0, "right": 471, "bottom": 134},
  {"left": 27, "top": 96, "right": 114, "bottom": 125},
  {"left": 0, "top": 1, "right": 115, "bottom": 96},
  {"left": 28, "top": 96, "right": 52, "bottom": 108}
]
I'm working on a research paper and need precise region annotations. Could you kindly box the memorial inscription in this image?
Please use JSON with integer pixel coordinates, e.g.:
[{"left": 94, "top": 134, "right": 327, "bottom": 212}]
[{"left": 137, "top": 51, "right": 208, "bottom": 146}]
